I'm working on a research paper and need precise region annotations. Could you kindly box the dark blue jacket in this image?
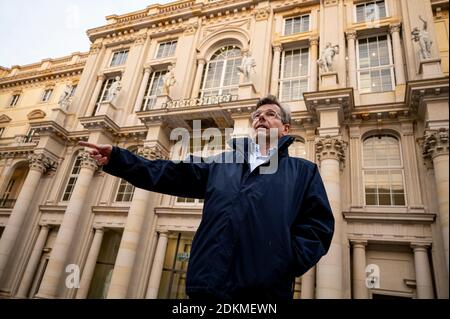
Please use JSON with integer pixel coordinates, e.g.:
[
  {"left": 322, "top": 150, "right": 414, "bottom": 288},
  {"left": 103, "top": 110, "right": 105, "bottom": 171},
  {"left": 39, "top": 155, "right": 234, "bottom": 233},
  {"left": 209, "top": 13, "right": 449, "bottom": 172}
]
[{"left": 103, "top": 135, "right": 334, "bottom": 300}]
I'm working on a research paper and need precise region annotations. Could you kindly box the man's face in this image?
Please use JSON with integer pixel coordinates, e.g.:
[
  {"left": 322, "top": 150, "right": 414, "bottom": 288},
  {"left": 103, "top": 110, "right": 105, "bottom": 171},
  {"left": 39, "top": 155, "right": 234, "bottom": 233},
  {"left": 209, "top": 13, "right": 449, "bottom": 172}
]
[{"left": 251, "top": 104, "right": 290, "bottom": 139}]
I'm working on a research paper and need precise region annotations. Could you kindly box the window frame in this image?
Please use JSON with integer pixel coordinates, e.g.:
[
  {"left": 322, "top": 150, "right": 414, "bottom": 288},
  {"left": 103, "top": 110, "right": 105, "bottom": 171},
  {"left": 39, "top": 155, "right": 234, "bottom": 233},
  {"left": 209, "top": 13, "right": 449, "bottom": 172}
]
[
  {"left": 353, "top": 0, "right": 388, "bottom": 24},
  {"left": 141, "top": 70, "right": 168, "bottom": 111},
  {"left": 9, "top": 93, "right": 21, "bottom": 107},
  {"left": 356, "top": 33, "right": 396, "bottom": 94},
  {"left": 279, "top": 46, "right": 310, "bottom": 102},
  {"left": 200, "top": 46, "right": 242, "bottom": 98},
  {"left": 283, "top": 14, "right": 311, "bottom": 36},
  {"left": 61, "top": 151, "right": 83, "bottom": 202},
  {"left": 155, "top": 40, "right": 178, "bottom": 59},
  {"left": 109, "top": 49, "right": 129, "bottom": 67},
  {"left": 361, "top": 134, "right": 407, "bottom": 207},
  {"left": 41, "top": 88, "right": 54, "bottom": 103},
  {"left": 92, "top": 77, "right": 120, "bottom": 115}
]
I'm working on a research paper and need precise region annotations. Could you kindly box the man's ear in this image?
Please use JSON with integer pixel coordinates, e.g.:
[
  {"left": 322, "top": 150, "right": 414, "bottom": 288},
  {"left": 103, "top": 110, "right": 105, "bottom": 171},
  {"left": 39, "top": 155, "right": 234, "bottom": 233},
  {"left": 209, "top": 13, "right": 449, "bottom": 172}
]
[{"left": 282, "top": 124, "right": 290, "bottom": 136}]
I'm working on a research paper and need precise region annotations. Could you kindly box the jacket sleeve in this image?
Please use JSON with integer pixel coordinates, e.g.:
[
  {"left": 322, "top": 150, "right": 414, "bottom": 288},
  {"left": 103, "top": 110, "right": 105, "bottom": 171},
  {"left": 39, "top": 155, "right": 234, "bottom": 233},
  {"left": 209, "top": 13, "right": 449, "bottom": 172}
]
[
  {"left": 102, "top": 146, "right": 210, "bottom": 199},
  {"left": 291, "top": 164, "right": 335, "bottom": 277}
]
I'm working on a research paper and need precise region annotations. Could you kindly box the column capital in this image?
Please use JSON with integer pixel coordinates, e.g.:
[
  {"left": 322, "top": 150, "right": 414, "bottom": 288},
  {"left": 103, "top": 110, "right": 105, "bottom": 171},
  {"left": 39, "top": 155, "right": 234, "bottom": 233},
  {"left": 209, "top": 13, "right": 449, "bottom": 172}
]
[
  {"left": 411, "top": 242, "right": 431, "bottom": 251},
  {"left": 94, "top": 226, "right": 104, "bottom": 233},
  {"left": 389, "top": 23, "right": 402, "bottom": 34},
  {"left": 133, "top": 33, "right": 148, "bottom": 46},
  {"left": 89, "top": 43, "right": 103, "bottom": 55},
  {"left": 138, "top": 144, "right": 167, "bottom": 160},
  {"left": 79, "top": 151, "right": 99, "bottom": 171},
  {"left": 97, "top": 74, "right": 106, "bottom": 81},
  {"left": 309, "top": 37, "right": 319, "bottom": 46},
  {"left": 197, "top": 57, "right": 207, "bottom": 65},
  {"left": 315, "top": 136, "right": 347, "bottom": 166},
  {"left": 421, "top": 128, "right": 449, "bottom": 163},
  {"left": 346, "top": 30, "right": 357, "bottom": 40},
  {"left": 350, "top": 239, "right": 368, "bottom": 247},
  {"left": 143, "top": 64, "right": 153, "bottom": 73},
  {"left": 28, "top": 153, "right": 56, "bottom": 174},
  {"left": 273, "top": 44, "right": 283, "bottom": 52},
  {"left": 254, "top": 6, "right": 271, "bottom": 21},
  {"left": 158, "top": 231, "right": 169, "bottom": 237}
]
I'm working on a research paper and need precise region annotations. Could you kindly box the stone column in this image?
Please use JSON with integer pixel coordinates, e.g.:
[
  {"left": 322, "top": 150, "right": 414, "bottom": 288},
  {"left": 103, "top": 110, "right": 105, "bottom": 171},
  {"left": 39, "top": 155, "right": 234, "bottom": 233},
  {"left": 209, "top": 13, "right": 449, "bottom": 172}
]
[
  {"left": 145, "top": 231, "right": 168, "bottom": 299},
  {"left": 389, "top": 23, "right": 406, "bottom": 85},
  {"left": 300, "top": 267, "right": 315, "bottom": 299},
  {"left": 422, "top": 128, "right": 449, "bottom": 271},
  {"left": 270, "top": 45, "right": 282, "bottom": 95},
  {"left": 36, "top": 151, "right": 98, "bottom": 298},
  {"left": 76, "top": 227, "right": 104, "bottom": 299},
  {"left": 0, "top": 153, "right": 53, "bottom": 283},
  {"left": 16, "top": 224, "right": 50, "bottom": 298},
  {"left": 411, "top": 243, "right": 434, "bottom": 299},
  {"left": 349, "top": 125, "right": 363, "bottom": 207},
  {"left": 315, "top": 136, "right": 346, "bottom": 298},
  {"left": 309, "top": 37, "right": 319, "bottom": 92},
  {"left": 133, "top": 66, "right": 153, "bottom": 112},
  {"left": 351, "top": 240, "right": 369, "bottom": 299},
  {"left": 346, "top": 30, "right": 357, "bottom": 89},
  {"left": 86, "top": 74, "right": 105, "bottom": 116},
  {"left": 190, "top": 58, "right": 206, "bottom": 98},
  {"left": 107, "top": 146, "right": 164, "bottom": 299}
]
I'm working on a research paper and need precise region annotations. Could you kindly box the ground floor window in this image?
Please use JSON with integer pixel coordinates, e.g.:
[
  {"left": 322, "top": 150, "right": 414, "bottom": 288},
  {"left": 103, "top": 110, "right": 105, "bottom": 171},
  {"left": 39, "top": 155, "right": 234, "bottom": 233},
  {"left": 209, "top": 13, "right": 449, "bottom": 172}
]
[{"left": 158, "top": 232, "right": 193, "bottom": 299}]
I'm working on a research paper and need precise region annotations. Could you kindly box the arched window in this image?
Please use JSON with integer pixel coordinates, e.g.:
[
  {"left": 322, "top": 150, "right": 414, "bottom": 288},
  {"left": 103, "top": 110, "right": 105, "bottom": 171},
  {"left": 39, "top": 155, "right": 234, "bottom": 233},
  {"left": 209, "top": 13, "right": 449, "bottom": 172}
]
[
  {"left": 62, "top": 151, "right": 83, "bottom": 202},
  {"left": 200, "top": 46, "right": 242, "bottom": 97},
  {"left": 362, "top": 134, "right": 405, "bottom": 206}
]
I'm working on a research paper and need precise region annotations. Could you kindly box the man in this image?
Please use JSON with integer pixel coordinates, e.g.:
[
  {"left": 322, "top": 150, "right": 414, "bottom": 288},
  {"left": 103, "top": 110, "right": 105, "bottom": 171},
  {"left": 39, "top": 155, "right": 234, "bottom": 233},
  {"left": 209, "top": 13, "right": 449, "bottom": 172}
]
[{"left": 79, "top": 95, "right": 334, "bottom": 300}]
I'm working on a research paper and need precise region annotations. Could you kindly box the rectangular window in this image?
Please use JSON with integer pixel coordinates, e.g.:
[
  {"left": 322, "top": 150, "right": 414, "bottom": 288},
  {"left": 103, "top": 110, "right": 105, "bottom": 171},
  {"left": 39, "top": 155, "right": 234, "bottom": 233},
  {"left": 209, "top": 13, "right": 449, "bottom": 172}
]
[
  {"left": 141, "top": 70, "right": 168, "bottom": 111},
  {"left": 155, "top": 40, "right": 177, "bottom": 59},
  {"left": 279, "top": 47, "right": 309, "bottom": 102},
  {"left": 41, "top": 89, "right": 53, "bottom": 102},
  {"left": 355, "top": 0, "right": 387, "bottom": 23},
  {"left": 62, "top": 155, "right": 82, "bottom": 202},
  {"left": 110, "top": 50, "right": 129, "bottom": 67},
  {"left": 284, "top": 14, "right": 310, "bottom": 35},
  {"left": 23, "top": 128, "right": 37, "bottom": 143},
  {"left": 9, "top": 94, "right": 20, "bottom": 107},
  {"left": 357, "top": 35, "right": 394, "bottom": 93},
  {"left": 69, "top": 85, "right": 77, "bottom": 97},
  {"left": 92, "top": 77, "right": 119, "bottom": 115}
]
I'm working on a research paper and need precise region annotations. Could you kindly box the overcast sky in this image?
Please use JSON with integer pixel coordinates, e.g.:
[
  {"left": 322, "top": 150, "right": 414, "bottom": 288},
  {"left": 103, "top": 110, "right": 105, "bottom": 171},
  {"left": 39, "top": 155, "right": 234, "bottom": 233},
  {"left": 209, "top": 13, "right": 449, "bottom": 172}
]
[{"left": 0, "top": 0, "right": 173, "bottom": 68}]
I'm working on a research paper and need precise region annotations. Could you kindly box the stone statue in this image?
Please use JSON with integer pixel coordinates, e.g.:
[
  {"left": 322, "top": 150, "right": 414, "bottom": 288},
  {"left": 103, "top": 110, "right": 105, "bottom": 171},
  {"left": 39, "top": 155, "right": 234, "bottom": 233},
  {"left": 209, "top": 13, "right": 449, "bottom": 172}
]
[
  {"left": 162, "top": 66, "right": 176, "bottom": 96},
  {"left": 237, "top": 51, "right": 256, "bottom": 80},
  {"left": 107, "top": 76, "right": 122, "bottom": 103},
  {"left": 411, "top": 15, "right": 433, "bottom": 60},
  {"left": 317, "top": 43, "right": 339, "bottom": 73},
  {"left": 58, "top": 84, "right": 73, "bottom": 110}
]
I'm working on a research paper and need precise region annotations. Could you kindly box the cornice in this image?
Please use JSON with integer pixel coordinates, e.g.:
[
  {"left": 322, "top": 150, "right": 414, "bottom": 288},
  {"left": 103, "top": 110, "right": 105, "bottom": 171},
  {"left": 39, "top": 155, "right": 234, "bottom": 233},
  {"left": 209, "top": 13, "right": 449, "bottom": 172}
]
[{"left": 0, "top": 63, "right": 84, "bottom": 89}]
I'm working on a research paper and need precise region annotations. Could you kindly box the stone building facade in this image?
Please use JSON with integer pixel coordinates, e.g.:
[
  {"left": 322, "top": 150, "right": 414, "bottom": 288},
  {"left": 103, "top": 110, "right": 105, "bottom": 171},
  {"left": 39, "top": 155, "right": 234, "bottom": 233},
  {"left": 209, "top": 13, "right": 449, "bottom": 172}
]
[{"left": 0, "top": 0, "right": 448, "bottom": 299}]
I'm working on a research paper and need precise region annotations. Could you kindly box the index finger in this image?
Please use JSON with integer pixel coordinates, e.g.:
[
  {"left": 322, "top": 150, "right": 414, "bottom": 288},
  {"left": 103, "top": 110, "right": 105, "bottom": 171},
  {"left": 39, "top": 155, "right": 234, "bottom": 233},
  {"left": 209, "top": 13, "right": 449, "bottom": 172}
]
[{"left": 78, "top": 141, "right": 100, "bottom": 150}]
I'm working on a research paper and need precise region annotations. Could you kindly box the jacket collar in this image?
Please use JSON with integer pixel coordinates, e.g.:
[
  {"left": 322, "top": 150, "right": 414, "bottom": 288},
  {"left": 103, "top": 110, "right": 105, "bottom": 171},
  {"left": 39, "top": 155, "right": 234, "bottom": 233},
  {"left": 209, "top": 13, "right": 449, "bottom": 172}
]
[{"left": 228, "top": 135, "right": 295, "bottom": 163}]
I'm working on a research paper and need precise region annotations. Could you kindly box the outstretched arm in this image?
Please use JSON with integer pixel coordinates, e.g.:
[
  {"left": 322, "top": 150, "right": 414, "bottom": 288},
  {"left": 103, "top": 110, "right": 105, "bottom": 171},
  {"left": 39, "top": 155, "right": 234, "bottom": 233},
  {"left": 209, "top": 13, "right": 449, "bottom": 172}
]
[
  {"left": 419, "top": 15, "right": 427, "bottom": 29},
  {"left": 79, "top": 142, "right": 210, "bottom": 199}
]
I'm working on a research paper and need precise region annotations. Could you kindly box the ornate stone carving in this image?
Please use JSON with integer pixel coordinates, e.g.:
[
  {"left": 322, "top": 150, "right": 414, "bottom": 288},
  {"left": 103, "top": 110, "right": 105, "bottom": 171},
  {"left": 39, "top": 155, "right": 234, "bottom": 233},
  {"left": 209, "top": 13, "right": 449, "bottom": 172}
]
[
  {"left": 315, "top": 136, "right": 347, "bottom": 168},
  {"left": 345, "top": 30, "right": 357, "bottom": 40},
  {"left": 28, "top": 153, "right": 56, "bottom": 173},
  {"left": 79, "top": 151, "right": 99, "bottom": 171},
  {"left": 254, "top": 6, "right": 271, "bottom": 21},
  {"left": 138, "top": 145, "right": 166, "bottom": 160},
  {"left": 184, "top": 22, "right": 199, "bottom": 35},
  {"left": 389, "top": 23, "right": 401, "bottom": 34},
  {"left": 89, "top": 43, "right": 103, "bottom": 55},
  {"left": 422, "top": 128, "right": 449, "bottom": 163},
  {"left": 133, "top": 33, "right": 147, "bottom": 45}
]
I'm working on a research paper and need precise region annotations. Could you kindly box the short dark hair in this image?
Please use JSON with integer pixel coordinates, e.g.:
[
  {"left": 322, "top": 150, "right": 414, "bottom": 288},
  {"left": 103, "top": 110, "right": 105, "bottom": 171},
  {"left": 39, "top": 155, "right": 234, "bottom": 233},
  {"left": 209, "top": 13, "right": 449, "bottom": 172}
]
[{"left": 255, "top": 94, "right": 291, "bottom": 125}]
